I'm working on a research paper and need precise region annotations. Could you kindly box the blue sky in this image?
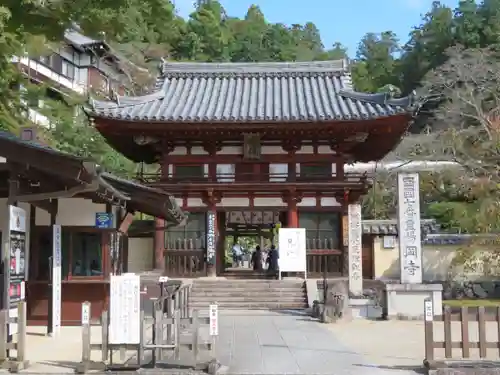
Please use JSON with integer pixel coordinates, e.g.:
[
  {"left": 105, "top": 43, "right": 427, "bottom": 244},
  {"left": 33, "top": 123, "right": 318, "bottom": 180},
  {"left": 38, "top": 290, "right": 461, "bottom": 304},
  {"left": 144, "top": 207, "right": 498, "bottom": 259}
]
[{"left": 174, "top": 0, "right": 459, "bottom": 56}]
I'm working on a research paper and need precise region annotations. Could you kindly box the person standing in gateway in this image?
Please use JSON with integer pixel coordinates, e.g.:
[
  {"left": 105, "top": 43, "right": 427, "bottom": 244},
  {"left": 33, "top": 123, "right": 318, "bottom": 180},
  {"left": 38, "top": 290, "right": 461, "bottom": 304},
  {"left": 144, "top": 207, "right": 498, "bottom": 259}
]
[{"left": 232, "top": 241, "right": 243, "bottom": 268}]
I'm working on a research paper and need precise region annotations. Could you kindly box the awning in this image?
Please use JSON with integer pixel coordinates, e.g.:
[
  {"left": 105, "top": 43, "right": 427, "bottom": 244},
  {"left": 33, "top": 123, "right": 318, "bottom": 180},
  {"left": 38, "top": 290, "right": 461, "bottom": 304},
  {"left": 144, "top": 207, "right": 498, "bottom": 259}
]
[{"left": 0, "top": 131, "right": 186, "bottom": 225}]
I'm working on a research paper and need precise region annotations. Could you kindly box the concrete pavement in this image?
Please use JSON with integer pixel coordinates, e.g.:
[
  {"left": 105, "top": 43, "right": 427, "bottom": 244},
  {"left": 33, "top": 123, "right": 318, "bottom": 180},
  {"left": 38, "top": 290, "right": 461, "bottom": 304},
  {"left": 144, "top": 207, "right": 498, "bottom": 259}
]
[{"left": 213, "top": 310, "right": 422, "bottom": 375}]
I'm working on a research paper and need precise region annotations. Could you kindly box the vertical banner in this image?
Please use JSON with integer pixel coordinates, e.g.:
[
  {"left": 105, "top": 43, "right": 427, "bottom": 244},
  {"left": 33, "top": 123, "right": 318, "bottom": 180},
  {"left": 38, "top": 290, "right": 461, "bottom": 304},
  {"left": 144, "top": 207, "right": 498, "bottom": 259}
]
[
  {"left": 7, "top": 206, "right": 27, "bottom": 336},
  {"left": 397, "top": 173, "right": 423, "bottom": 284},
  {"left": 52, "top": 224, "right": 62, "bottom": 334},
  {"left": 206, "top": 212, "right": 216, "bottom": 265},
  {"left": 348, "top": 204, "right": 363, "bottom": 295}
]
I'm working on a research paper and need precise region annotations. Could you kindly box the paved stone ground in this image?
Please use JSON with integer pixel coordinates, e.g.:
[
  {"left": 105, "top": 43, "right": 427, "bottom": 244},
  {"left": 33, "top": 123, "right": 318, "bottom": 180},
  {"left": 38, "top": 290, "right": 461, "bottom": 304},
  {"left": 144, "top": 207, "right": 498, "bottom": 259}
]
[{"left": 213, "top": 310, "right": 422, "bottom": 375}]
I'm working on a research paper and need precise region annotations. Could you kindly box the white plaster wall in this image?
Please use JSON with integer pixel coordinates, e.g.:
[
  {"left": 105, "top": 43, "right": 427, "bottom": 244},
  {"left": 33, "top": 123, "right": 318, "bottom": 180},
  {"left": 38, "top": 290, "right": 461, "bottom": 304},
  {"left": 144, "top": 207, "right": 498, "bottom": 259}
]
[
  {"left": 218, "top": 146, "right": 241, "bottom": 155},
  {"left": 127, "top": 237, "right": 154, "bottom": 273},
  {"left": 170, "top": 146, "right": 188, "bottom": 155},
  {"left": 320, "top": 197, "right": 340, "bottom": 207},
  {"left": 261, "top": 146, "right": 285, "bottom": 155},
  {"left": 297, "top": 197, "right": 316, "bottom": 207},
  {"left": 217, "top": 198, "right": 250, "bottom": 207},
  {"left": 318, "top": 145, "right": 335, "bottom": 154},
  {"left": 192, "top": 146, "right": 209, "bottom": 155},
  {"left": 186, "top": 198, "right": 204, "bottom": 207},
  {"left": 254, "top": 198, "right": 286, "bottom": 207},
  {"left": 0, "top": 199, "right": 32, "bottom": 280},
  {"left": 35, "top": 198, "right": 106, "bottom": 226},
  {"left": 295, "top": 145, "right": 314, "bottom": 154}
]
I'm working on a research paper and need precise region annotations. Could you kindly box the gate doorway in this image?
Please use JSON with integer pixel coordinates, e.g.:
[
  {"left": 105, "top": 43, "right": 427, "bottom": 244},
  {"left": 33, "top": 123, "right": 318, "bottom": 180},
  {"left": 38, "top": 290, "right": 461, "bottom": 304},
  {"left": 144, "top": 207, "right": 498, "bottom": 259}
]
[{"left": 218, "top": 210, "right": 285, "bottom": 278}]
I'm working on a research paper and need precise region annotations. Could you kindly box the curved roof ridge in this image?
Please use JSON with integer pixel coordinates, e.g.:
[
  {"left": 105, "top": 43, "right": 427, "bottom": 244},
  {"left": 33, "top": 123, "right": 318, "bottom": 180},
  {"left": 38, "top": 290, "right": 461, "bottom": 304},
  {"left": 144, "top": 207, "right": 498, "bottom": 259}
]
[
  {"left": 90, "top": 90, "right": 165, "bottom": 110},
  {"left": 339, "top": 90, "right": 416, "bottom": 108},
  {"left": 161, "top": 59, "right": 348, "bottom": 74}
]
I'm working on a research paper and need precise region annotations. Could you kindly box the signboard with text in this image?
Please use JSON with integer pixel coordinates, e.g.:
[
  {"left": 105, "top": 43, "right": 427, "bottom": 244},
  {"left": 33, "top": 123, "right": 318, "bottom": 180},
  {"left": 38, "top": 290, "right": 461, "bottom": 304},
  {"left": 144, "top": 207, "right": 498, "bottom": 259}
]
[
  {"left": 109, "top": 273, "right": 141, "bottom": 344},
  {"left": 52, "top": 224, "right": 62, "bottom": 334},
  {"left": 7, "top": 205, "right": 27, "bottom": 336},
  {"left": 206, "top": 212, "right": 216, "bottom": 265},
  {"left": 348, "top": 204, "right": 363, "bottom": 295},
  {"left": 397, "top": 173, "right": 423, "bottom": 284},
  {"left": 278, "top": 228, "right": 306, "bottom": 277}
]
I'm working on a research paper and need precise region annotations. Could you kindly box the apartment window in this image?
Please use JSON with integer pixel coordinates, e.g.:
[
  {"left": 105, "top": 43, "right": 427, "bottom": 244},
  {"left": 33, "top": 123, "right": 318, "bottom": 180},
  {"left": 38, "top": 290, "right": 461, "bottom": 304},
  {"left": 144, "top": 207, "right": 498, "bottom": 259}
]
[
  {"left": 174, "top": 165, "right": 205, "bottom": 180},
  {"left": 32, "top": 228, "right": 105, "bottom": 281},
  {"left": 61, "top": 60, "right": 75, "bottom": 79}
]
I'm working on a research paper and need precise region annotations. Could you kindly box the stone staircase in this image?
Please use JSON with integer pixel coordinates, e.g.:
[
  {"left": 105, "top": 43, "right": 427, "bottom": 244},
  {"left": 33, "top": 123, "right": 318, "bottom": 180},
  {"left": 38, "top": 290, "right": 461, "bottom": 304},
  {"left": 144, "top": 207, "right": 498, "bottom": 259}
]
[{"left": 190, "top": 279, "right": 308, "bottom": 310}]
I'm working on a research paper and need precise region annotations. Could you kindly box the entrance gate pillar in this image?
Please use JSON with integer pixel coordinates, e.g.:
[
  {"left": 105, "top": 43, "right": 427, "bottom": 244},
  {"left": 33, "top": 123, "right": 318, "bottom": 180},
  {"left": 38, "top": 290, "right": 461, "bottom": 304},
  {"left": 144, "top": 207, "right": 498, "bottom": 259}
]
[{"left": 283, "top": 190, "right": 301, "bottom": 228}]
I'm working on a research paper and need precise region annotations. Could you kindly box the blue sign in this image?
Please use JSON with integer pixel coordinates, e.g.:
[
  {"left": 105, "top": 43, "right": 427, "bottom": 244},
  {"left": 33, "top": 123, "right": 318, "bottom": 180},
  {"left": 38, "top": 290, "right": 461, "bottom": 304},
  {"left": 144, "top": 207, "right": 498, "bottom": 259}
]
[{"left": 95, "top": 212, "right": 113, "bottom": 228}]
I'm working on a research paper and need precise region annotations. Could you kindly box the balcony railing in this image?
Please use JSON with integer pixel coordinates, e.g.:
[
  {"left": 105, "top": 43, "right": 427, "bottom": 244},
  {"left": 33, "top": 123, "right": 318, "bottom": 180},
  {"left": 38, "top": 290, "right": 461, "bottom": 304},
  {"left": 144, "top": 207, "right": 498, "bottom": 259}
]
[
  {"left": 139, "top": 171, "right": 368, "bottom": 184},
  {"left": 13, "top": 56, "right": 86, "bottom": 94}
]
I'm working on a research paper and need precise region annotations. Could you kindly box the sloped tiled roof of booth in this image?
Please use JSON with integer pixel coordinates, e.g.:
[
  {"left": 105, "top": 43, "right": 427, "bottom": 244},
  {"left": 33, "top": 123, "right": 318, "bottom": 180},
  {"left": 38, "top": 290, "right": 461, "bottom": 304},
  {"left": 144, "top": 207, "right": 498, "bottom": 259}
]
[{"left": 88, "top": 60, "right": 416, "bottom": 123}]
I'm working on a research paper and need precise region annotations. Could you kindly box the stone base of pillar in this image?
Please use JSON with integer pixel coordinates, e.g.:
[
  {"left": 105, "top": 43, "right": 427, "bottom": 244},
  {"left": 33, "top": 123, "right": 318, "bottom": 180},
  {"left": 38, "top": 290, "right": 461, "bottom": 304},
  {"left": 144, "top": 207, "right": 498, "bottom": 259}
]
[
  {"left": 206, "top": 264, "right": 216, "bottom": 277},
  {"left": 385, "top": 283, "right": 443, "bottom": 320}
]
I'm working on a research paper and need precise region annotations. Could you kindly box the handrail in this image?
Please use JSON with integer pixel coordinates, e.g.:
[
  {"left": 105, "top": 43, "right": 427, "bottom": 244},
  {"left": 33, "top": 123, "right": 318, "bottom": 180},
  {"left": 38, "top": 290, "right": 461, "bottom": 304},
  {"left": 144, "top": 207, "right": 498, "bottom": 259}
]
[{"left": 154, "top": 282, "right": 192, "bottom": 319}]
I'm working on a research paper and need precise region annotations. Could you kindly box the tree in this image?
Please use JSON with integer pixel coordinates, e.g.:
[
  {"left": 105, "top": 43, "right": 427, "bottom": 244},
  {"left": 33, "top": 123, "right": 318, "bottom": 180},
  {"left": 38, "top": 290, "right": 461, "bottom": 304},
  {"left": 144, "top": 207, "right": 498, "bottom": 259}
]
[{"left": 408, "top": 46, "right": 500, "bottom": 234}]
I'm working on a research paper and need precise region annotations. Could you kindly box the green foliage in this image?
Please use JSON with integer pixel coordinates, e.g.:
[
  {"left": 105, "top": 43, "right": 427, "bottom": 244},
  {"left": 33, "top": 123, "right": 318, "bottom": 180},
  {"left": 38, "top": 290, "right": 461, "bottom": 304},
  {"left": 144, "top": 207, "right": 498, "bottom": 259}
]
[{"left": 4, "top": 0, "right": 500, "bottom": 236}]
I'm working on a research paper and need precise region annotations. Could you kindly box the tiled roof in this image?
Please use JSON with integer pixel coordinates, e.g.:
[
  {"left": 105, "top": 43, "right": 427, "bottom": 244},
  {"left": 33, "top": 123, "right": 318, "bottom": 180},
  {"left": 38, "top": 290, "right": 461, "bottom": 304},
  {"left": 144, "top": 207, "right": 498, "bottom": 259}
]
[
  {"left": 88, "top": 60, "right": 415, "bottom": 123},
  {"left": 362, "top": 219, "right": 439, "bottom": 235}
]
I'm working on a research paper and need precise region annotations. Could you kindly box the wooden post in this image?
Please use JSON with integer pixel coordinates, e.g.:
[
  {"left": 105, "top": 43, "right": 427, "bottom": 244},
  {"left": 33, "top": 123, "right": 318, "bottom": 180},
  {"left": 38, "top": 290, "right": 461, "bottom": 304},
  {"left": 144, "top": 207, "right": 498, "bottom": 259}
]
[
  {"left": 174, "top": 310, "right": 181, "bottom": 360},
  {"left": 16, "top": 302, "right": 26, "bottom": 363},
  {"left": 444, "top": 306, "right": 452, "bottom": 358},
  {"left": 423, "top": 299, "right": 434, "bottom": 363},
  {"left": 138, "top": 309, "right": 146, "bottom": 367},
  {"left": 101, "top": 310, "right": 108, "bottom": 362},
  {"left": 154, "top": 305, "right": 163, "bottom": 363},
  {"left": 0, "top": 309, "right": 7, "bottom": 362},
  {"left": 80, "top": 301, "right": 91, "bottom": 374},
  {"left": 166, "top": 297, "right": 174, "bottom": 345},
  {"left": 191, "top": 310, "right": 199, "bottom": 367},
  {"left": 461, "top": 306, "right": 470, "bottom": 358},
  {"left": 478, "top": 306, "right": 487, "bottom": 358}
]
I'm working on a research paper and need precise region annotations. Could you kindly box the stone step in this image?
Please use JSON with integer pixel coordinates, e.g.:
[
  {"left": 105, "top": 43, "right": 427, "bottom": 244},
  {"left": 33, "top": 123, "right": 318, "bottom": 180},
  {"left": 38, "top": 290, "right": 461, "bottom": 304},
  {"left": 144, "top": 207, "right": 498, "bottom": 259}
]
[
  {"left": 192, "top": 287, "right": 304, "bottom": 292},
  {"left": 190, "top": 301, "right": 307, "bottom": 309},
  {"left": 191, "top": 296, "right": 307, "bottom": 302},
  {"left": 191, "top": 290, "right": 305, "bottom": 297},
  {"left": 193, "top": 282, "right": 304, "bottom": 288}
]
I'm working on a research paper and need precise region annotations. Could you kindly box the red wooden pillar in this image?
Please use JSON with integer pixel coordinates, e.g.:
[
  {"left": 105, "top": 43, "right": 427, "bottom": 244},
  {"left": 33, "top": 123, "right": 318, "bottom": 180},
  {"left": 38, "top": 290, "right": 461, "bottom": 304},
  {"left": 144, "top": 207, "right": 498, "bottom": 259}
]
[
  {"left": 284, "top": 191, "right": 301, "bottom": 228},
  {"left": 154, "top": 218, "right": 165, "bottom": 270}
]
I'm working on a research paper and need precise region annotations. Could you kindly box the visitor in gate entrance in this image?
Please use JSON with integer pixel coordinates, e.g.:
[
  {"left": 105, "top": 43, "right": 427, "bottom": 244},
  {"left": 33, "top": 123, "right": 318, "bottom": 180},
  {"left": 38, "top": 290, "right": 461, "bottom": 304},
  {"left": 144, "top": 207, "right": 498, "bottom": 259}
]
[
  {"left": 267, "top": 245, "right": 279, "bottom": 273},
  {"left": 232, "top": 242, "right": 243, "bottom": 268},
  {"left": 251, "top": 245, "right": 263, "bottom": 271}
]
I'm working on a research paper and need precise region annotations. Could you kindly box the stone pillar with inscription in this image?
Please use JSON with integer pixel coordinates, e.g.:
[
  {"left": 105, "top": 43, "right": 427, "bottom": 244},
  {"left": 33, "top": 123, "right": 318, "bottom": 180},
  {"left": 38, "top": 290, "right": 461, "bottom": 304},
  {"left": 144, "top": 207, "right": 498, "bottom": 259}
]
[
  {"left": 347, "top": 203, "right": 363, "bottom": 295},
  {"left": 396, "top": 173, "right": 422, "bottom": 284},
  {"left": 384, "top": 172, "right": 443, "bottom": 320}
]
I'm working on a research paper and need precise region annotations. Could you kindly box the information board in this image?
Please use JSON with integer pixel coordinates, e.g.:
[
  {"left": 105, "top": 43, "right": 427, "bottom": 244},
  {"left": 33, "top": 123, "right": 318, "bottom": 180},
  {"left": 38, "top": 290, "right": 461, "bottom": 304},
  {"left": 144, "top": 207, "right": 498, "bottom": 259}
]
[
  {"left": 109, "top": 273, "right": 141, "bottom": 344},
  {"left": 52, "top": 224, "right": 62, "bottom": 335},
  {"left": 7, "top": 205, "right": 27, "bottom": 336},
  {"left": 278, "top": 228, "right": 307, "bottom": 278},
  {"left": 209, "top": 304, "right": 218, "bottom": 336}
]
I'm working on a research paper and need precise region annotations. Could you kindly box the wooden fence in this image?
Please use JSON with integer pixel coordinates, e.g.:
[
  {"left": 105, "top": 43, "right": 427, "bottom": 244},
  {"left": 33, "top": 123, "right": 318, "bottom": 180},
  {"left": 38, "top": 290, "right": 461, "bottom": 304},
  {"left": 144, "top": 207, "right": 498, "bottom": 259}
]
[
  {"left": 0, "top": 301, "right": 28, "bottom": 372},
  {"left": 424, "top": 299, "right": 500, "bottom": 365},
  {"left": 78, "top": 282, "right": 216, "bottom": 373}
]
